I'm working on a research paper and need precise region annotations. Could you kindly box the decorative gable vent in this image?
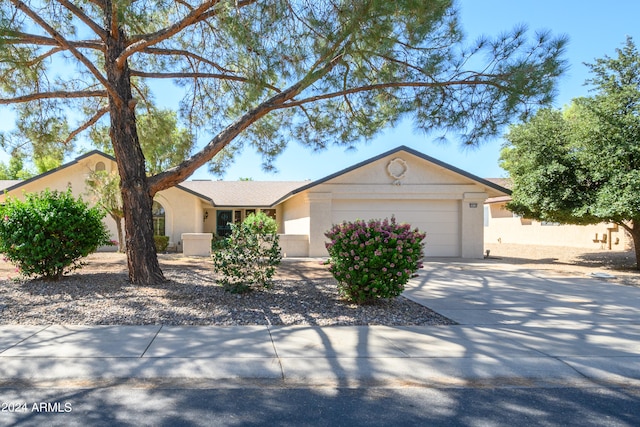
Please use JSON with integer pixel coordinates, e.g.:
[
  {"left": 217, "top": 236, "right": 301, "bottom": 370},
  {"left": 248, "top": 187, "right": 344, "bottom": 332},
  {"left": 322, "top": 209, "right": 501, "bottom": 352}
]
[{"left": 387, "top": 158, "right": 408, "bottom": 185}]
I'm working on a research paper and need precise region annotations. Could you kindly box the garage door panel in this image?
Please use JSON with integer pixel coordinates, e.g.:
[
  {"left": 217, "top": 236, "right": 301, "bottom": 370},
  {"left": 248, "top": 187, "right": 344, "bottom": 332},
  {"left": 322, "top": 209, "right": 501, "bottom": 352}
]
[{"left": 331, "top": 199, "right": 460, "bottom": 257}]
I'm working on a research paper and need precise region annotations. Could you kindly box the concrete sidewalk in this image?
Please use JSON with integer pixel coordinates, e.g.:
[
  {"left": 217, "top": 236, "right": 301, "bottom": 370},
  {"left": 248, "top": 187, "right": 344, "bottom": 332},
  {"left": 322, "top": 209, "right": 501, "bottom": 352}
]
[{"left": 1, "top": 260, "right": 639, "bottom": 387}]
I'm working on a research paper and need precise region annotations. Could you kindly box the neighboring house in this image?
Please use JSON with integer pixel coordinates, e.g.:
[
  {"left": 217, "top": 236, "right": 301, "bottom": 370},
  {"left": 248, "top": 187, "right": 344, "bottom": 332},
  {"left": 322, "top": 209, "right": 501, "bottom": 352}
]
[
  {"left": 483, "top": 179, "right": 632, "bottom": 251},
  {"left": 0, "top": 146, "right": 510, "bottom": 258}
]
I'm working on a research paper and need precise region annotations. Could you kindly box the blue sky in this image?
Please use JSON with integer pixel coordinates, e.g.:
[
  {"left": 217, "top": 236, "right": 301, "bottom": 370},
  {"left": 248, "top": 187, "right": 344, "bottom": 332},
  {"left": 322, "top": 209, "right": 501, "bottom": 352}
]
[{"left": 2, "top": 1, "right": 640, "bottom": 181}]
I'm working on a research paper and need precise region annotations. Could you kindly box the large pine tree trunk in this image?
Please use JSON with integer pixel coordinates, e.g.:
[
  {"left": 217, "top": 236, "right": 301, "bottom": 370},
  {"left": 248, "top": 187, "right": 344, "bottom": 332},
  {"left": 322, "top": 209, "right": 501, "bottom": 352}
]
[{"left": 105, "top": 28, "right": 165, "bottom": 285}]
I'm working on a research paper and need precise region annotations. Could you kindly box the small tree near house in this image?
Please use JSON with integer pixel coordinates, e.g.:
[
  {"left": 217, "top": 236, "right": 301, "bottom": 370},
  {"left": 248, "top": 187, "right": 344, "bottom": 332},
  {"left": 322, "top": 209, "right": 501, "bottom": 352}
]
[
  {"left": 212, "top": 212, "right": 282, "bottom": 294},
  {"left": 85, "top": 170, "right": 125, "bottom": 253}
]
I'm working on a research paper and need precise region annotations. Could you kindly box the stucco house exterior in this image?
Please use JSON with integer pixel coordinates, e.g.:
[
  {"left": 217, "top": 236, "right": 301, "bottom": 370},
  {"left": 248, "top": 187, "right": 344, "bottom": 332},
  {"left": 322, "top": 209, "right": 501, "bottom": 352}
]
[
  {"left": 483, "top": 179, "right": 632, "bottom": 251},
  {"left": 0, "top": 146, "right": 510, "bottom": 258}
]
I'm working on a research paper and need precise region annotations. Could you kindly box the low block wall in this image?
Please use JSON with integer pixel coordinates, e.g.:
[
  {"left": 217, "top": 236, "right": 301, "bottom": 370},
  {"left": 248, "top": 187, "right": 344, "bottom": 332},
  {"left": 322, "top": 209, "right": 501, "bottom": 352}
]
[
  {"left": 278, "top": 234, "right": 309, "bottom": 257},
  {"left": 182, "top": 233, "right": 213, "bottom": 256}
]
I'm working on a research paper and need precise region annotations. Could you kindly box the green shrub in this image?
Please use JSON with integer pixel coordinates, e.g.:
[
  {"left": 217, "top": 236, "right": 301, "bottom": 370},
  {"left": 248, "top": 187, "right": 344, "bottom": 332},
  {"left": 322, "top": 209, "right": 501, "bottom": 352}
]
[
  {"left": 211, "top": 234, "right": 230, "bottom": 251},
  {"left": 0, "top": 188, "right": 112, "bottom": 281},
  {"left": 154, "top": 235, "right": 169, "bottom": 252},
  {"left": 212, "top": 219, "right": 282, "bottom": 293},
  {"left": 324, "top": 216, "right": 426, "bottom": 304},
  {"left": 243, "top": 211, "right": 278, "bottom": 235}
]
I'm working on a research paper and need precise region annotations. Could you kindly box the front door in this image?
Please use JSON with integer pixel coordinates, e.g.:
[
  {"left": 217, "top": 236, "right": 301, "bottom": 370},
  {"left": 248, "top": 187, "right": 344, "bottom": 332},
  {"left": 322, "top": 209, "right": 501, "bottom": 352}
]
[{"left": 216, "top": 210, "right": 233, "bottom": 237}]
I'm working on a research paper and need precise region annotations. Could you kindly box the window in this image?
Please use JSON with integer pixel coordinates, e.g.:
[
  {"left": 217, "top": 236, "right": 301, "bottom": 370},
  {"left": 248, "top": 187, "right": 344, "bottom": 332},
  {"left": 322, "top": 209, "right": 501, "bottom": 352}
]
[
  {"left": 95, "top": 161, "right": 106, "bottom": 172},
  {"left": 152, "top": 201, "right": 165, "bottom": 236},
  {"left": 216, "top": 210, "right": 233, "bottom": 237},
  {"left": 262, "top": 208, "right": 276, "bottom": 220}
]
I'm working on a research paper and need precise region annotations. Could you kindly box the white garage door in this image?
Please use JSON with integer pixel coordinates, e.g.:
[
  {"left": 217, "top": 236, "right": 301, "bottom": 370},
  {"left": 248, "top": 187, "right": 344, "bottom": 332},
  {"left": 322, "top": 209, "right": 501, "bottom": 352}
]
[{"left": 331, "top": 199, "right": 460, "bottom": 257}]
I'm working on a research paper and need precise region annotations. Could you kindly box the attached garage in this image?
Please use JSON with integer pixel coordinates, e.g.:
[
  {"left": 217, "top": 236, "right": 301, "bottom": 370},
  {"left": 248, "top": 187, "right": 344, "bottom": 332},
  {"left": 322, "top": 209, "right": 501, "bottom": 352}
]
[
  {"left": 280, "top": 146, "right": 510, "bottom": 259},
  {"left": 331, "top": 199, "right": 461, "bottom": 257}
]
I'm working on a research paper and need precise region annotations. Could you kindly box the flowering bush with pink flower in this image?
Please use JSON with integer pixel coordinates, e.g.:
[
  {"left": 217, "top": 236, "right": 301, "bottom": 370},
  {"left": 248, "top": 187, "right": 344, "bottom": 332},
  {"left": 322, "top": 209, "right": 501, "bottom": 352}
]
[{"left": 325, "top": 216, "right": 426, "bottom": 304}]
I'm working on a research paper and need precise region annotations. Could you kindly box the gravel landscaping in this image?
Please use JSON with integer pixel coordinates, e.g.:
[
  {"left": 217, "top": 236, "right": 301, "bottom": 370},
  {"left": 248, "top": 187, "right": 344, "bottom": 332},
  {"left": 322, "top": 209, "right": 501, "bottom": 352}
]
[
  {"left": 2, "top": 245, "right": 638, "bottom": 326},
  {"left": 0, "top": 253, "right": 454, "bottom": 326}
]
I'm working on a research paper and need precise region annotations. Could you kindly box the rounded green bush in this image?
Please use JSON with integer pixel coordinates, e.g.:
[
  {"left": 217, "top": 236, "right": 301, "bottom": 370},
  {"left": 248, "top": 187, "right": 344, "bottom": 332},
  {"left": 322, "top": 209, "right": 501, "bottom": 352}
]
[
  {"left": 243, "top": 211, "right": 278, "bottom": 235},
  {"left": 325, "top": 216, "right": 426, "bottom": 304},
  {"left": 0, "top": 189, "right": 112, "bottom": 281}
]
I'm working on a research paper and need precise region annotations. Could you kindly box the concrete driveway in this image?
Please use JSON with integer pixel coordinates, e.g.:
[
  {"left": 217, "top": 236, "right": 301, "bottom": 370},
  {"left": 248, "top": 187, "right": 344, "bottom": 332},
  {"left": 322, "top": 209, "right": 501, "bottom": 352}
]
[{"left": 404, "top": 259, "right": 640, "bottom": 386}]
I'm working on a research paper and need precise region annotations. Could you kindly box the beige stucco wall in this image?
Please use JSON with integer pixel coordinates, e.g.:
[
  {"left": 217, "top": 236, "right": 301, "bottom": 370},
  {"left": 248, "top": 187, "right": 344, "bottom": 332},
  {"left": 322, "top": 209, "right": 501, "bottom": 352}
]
[
  {"left": 279, "top": 151, "right": 498, "bottom": 258},
  {"left": 484, "top": 202, "right": 631, "bottom": 250},
  {"left": 278, "top": 234, "right": 309, "bottom": 257},
  {"left": 461, "top": 193, "right": 487, "bottom": 258},
  {"left": 153, "top": 187, "right": 206, "bottom": 250},
  {"left": 281, "top": 193, "right": 311, "bottom": 235},
  {"left": 0, "top": 153, "right": 210, "bottom": 252},
  {"left": 0, "top": 153, "right": 122, "bottom": 248}
]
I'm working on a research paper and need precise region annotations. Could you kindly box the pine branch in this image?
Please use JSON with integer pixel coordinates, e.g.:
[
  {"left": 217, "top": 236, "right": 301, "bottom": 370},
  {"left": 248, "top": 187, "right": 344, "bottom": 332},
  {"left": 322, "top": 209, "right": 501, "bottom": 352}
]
[
  {"left": 117, "top": 0, "right": 222, "bottom": 68},
  {"left": 64, "top": 107, "right": 109, "bottom": 144},
  {"left": 148, "top": 47, "right": 343, "bottom": 194},
  {"left": 277, "top": 77, "right": 510, "bottom": 109},
  {"left": 3, "top": 31, "right": 103, "bottom": 50},
  {"left": 9, "top": 0, "right": 117, "bottom": 102},
  {"left": 55, "top": 0, "right": 107, "bottom": 41},
  {"left": 119, "top": 0, "right": 259, "bottom": 66},
  {"left": 142, "top": 47, "right": 235, "bottom": 74},
  {"left": 0, "top": 90, "right": 107, "bottom": 104},
  {"left": 129, "top": 70, "right": 281, "bottom": 92}
]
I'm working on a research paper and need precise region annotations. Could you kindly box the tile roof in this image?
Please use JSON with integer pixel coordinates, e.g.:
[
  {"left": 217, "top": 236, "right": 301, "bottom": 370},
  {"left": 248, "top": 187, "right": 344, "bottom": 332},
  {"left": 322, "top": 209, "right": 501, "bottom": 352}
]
[
  {"left": 484, "top": 177, "right": 513, "bottom": 190},
  {"left": 179, "top": 180, "right": 309, "bottom": 207}
]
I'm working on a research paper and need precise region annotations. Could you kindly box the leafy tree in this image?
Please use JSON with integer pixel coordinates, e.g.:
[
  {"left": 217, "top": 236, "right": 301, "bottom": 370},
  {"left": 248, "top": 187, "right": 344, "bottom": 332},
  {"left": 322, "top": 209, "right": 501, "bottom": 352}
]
[
  {"left": 501, "top": 37, "right": 640, "bottom": 268},
  {"left": 243, "top": 211, "right": 278, "bottom": 235},
  {"left": 0, "top": 108, "right": 72, "bottom": 174},
  {"left": 0, "top": 149, "right": 33, "bottom": 180},
  {"left": 85, "top": 169, "right": 125, "bottom": 252},
  {"left": 0, "top": 1, "right": 567, "bottom": 285}
]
